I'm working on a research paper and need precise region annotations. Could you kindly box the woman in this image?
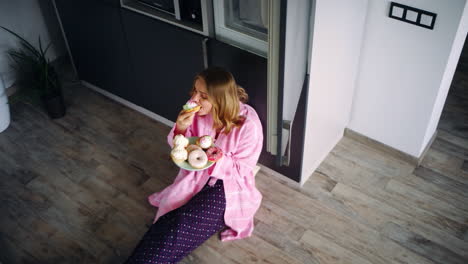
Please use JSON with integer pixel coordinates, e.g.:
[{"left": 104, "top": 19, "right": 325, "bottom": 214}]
[{"left": 126, "top": 67, "right": 263, "bottom": 263}]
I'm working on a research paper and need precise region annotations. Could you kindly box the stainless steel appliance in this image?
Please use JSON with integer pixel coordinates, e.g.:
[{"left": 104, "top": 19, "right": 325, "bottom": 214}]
[
  {"left": 121, "top": 0, "right": 213, "bottom": 36},
  {"left": 137, "top": 0, "right": 176, "bottom": 16},
  {"left": 213, "top": 0, "right": 269, "bottom": 57}
]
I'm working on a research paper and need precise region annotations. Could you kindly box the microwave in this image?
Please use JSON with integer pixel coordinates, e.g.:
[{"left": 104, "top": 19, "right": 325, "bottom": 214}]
[
  {"left": 213, "top": 0, "right": 269, "bottom": 57},
  {"left": 137, "top": 0, "right": 202, "bottom": 25},
  {"left": 123, "top": 0, "right": 213, "bottom": 36},
  {"left": 137, "top": 0, "right": 175, "bottom": 15}
]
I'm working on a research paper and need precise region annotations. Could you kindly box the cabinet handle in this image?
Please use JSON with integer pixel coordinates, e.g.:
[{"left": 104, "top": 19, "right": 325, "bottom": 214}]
[
  {"left": 202, "top": 38, "right": 209, "bottom": 69},
  {"left": 281, "top": 120, "right": 292, "bottom": 166}
]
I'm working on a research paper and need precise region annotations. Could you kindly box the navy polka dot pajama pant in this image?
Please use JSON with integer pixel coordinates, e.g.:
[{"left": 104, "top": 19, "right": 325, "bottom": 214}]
[{"left": 125, "top": 179, "right": 227, "bottom": 264}]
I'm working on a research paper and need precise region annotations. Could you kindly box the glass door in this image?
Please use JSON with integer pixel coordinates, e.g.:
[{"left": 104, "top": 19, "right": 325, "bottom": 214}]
[
  {"left": 224, "top": 0, "right": 268, "bottom": 41},
  {"left": 213, "top": 0, "right": 269, "bottom": 57}
]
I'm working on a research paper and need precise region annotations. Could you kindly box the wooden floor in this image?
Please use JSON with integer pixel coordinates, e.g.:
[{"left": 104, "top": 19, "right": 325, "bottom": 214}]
[{"left": 0, "top": 64, "right": 467, "bottom": 263}]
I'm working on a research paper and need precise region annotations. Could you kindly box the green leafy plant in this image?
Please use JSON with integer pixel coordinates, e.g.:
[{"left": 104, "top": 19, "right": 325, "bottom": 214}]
[{"left": 1, "top": 26, "right": 61, "bottom": 105}]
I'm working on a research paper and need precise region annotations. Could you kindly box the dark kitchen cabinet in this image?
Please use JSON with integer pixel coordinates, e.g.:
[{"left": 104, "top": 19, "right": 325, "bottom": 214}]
[
  {"left": 121, "top": 9, "right": 205, "bottom": 122},
  {"left": 54, "top": 0, "right": 308, "bottom": 183},
  {"left": 207, "top": 39, "right": 268, "bottom": 120},
  {"left": 54, "top": 0, "right": 136, "bottom": 102},
  {"left": 206, "top": 39, "right": 271, "bottom": 158},
  {"left": 99, "top": 0, "right": 121, "bottom": 7}
]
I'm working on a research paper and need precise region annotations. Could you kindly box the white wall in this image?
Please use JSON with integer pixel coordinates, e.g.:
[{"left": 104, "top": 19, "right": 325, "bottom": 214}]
[
  {"left": 348, "top": 0, "right": 466, "bottom": 158},
  {"left": 0, "top": 0, "right": 65, "bottom": 88},
  {"left": 422, "top": 2, "right": 468, "bottom": 154},
  {"left": 301, "top": 0, "right": 369, "bottom": 184}
]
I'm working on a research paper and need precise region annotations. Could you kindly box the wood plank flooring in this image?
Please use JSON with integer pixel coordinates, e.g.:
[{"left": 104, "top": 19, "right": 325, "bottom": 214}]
[{"left": 0, "top": 60, "right": 467, "bottom": 263}]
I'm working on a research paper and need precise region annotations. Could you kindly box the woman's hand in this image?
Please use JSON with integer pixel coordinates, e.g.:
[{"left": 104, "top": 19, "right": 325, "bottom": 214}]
[{"left": 175, "top": 110, "right": 196, "bottom": 133}]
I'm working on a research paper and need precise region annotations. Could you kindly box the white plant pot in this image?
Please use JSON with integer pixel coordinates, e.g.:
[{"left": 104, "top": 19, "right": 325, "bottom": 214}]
[{"left": 0, "top": 75, "right": 11, "bottom": 133}]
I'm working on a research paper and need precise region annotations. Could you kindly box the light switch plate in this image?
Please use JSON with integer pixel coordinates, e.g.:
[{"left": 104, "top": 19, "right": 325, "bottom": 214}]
[{"left": 389, "top": 2, "right": 437, "bottom": 30}]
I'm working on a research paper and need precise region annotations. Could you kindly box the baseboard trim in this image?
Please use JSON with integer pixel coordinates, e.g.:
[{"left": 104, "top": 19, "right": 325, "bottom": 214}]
[
  {"left": 344, "top": 128, "right": 435, "bottom": 166},
  {"left": 418, "top": 130, "right": 438, "bottom": 166},
  {"left": 81, "top": 81, "right": 175, "bottom": 128}
]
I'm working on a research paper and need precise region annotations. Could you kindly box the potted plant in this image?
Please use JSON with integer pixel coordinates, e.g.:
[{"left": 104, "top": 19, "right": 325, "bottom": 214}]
[{"left": 1, "top": 26, "right": 65, "bottom": 119}]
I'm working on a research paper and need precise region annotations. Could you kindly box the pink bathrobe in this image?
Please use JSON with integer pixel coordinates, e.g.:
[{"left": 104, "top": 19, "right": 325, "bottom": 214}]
[{"left": 147, "top": 102, "right": 263, "bottom": 241}]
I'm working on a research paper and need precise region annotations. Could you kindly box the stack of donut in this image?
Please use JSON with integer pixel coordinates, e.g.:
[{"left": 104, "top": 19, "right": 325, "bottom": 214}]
[{"left": 170, "top": 135, "right": 223, "bottom": 169}]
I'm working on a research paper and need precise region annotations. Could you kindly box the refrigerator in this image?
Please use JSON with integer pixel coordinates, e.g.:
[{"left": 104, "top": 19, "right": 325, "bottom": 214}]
[{"left": 212, "top": 0, "right": 312, "bottom": 172}]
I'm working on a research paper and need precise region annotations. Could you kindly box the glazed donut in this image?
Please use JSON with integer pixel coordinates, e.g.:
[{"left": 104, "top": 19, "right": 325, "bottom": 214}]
[
  {"left": 186, "top": 144, "right": 202, "bottom": 153},
  {"left": 171, "top": 147, "right": 188, "bottom": 164},
  {"left": 206, "top": 147, "right": 223, "bottom": 162},
  {"left": 196, "top": 135, "right": 213, "bottom": 149},
  {"left": 173, "top": 134, "right": 189, "bottom": 148},
  {"left": 188, "top": 149, "right": 208, "bottom": 169}
]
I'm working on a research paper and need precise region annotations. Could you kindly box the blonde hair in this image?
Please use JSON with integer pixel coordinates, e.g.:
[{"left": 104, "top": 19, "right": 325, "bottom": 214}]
[{"left": 191, "top": 67, "right": 248, "bottom": 134}]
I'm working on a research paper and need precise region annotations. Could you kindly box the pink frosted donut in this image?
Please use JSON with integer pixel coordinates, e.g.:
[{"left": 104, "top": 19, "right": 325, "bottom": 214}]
[
  {"left": 206, "top": 147, "right": 223, "bottom": 162},
  {"left": 196, "top": 135, "right": 213, "bottom": 149},
  {"left": 188, "top": 149, "right": 208, "bottom": 169}
]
